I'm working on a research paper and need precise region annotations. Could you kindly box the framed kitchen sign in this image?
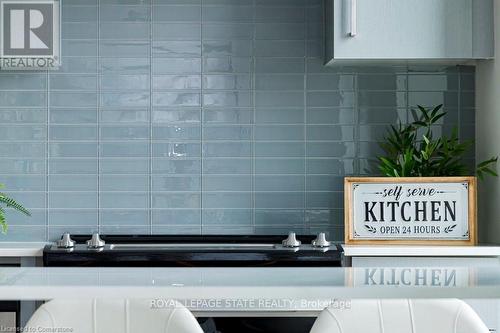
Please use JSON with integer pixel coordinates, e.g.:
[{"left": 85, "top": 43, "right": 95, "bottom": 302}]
[{"left": 344, "top": 177, "right": 477, "bottom": 245}]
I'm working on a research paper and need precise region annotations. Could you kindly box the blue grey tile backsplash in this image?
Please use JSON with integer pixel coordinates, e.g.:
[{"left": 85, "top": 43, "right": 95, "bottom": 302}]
[{"left": 0, "top": 0, "right": 475, "bottom": 241}]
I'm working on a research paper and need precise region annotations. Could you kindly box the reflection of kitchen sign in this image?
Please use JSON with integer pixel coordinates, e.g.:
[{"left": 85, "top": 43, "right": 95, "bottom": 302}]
[
  {"left": 344, "top": 177, "right": 476, "bottom": 245},
  {"left": 352, "top": 268, "right": 471, "bottom": 288}
]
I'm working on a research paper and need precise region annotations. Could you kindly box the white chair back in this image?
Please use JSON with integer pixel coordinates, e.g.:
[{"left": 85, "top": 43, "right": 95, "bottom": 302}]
[
  {"left": 310, "top": 299, "right": 489, "bottom": 333},
  {"left": 25, "top": 299, "right": 204, "bottom": 333}
]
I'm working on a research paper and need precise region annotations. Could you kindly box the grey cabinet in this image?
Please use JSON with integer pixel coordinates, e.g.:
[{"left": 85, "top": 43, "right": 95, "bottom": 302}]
[{"left": 325, "top": 0, "right": 494, "bottom": 65}]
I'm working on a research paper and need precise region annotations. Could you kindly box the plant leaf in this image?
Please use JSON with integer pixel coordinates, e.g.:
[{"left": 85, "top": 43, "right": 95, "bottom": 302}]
[
  {"left": 375, "top": 104, "right": 499, "bottom": 180},
  {"left": 0, "top": 207, "right": 6, "bottom": 234},
  {"left": 0, "top": 195, "right": 31, "bottom": 216},
  {"left": 430, "top": 104, "right": 444, "bottom": 117}
]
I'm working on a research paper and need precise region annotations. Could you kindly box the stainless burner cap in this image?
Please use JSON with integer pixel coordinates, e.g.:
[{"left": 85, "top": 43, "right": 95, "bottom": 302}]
[
  {"left": 56, "top": 233, "right": 75, "bottom": 248},
  {"left": 312, "top": 232, "right": 331, "bottom": 248},
  {"left": 87, "top": 233, "right": 106, "bottom": 248},
  {"left": 282, "top": 232, "right": 301, "bottom": 248}
]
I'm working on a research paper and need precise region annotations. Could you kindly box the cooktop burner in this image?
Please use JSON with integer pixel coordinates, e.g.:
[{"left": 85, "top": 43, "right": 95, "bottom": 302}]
[{"left": 43, "top": 233, "right": 343, "bottom": 267}]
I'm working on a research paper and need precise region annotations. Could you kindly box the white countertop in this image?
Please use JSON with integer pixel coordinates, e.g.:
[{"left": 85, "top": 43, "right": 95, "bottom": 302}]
[
  {"left": 0, "top": 242, "right": 46, "bottom": 257},
  {"left": 342, "top": 244, "right": 500, "bottom": 257},
  {"left": 0, "top": 266, "right": 499, "bottom": 309}
]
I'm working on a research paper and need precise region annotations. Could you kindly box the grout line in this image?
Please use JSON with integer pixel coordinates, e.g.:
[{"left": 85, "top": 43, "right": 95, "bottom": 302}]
[
  {"left": 200, "top": 0, "right": 204, "bottom": 235},
  {"left": 353, "top": 71, "right": 360, "bottom": 177},
  {"left": 45, "top": 68, "right": 50, "bottom": 241},
  {"left": 38, "top": 206, "right": 343, "bottom": 210},
  {"left": 96, "top": 0, "right": 101, "bottom": 233},
  {"left": 303, "top": 0, "right": 307, "bottom": 234},
  {"left": 406, "top": 65, "right": 410, "bottom": 125},
  {"left": 251, "top": 0, "right": 256, "bottom": 234},
  {"left": 149, "top": 0, "right": 153, "bottom": 235},
  {"left": 0, "top": 173, "right": 343, "bottom": 177},
  {"left": 457, "top": 66, "right": 462, "bottom": 141}
]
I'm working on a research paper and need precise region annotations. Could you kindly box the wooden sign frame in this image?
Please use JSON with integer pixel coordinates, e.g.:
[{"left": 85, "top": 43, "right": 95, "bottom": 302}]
[{"left": 344, "top": 177, "right": 477, "bottom": 246}]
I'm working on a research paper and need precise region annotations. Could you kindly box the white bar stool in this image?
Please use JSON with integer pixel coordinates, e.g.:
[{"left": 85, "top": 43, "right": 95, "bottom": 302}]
[
  {"left": 310, "top": 299, "right": 489, "bottom": 333},
  {"left": 25, "top": 299, "right": 204, "bottom": 333}
]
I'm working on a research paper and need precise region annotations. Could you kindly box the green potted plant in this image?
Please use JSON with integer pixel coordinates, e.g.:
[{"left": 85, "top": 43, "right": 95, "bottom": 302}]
[
  {"left": 0, "top": 183, "right": 30, "bottom": 234},
  {"left": 376, "top": 104, "right": 497, "bottom": 179},
  {"left": 343, "top": 104, "right": 497, "bottom": 246}
]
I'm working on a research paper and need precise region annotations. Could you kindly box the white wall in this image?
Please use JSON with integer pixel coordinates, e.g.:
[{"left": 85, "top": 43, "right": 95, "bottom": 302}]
[{"left": 476, "top": 0, "right": 500, "bottom": 243}]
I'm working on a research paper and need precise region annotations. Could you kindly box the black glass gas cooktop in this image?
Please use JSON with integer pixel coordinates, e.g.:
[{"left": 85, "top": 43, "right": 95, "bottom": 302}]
[{"left": 43, "top": 234, "right": 343, "bottom": 267}]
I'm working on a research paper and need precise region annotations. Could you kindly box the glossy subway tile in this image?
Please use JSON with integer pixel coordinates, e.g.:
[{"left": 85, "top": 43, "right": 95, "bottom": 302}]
[
  {"left": 0, "top": 1, "right": 475, "bottom": 240},
  {"left": 100, "top": 210, "right": 150, "bottom": 226},
  {"left": 0, "top": 109, "right": 46, "bottom": 124},
  {"left": 99, "top": 5, "right": 151, "bottom": 22}
]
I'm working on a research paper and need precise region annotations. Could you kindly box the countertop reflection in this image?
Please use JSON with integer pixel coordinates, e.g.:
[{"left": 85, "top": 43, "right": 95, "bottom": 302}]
[{"left": 0, "top": 266, "right": 499, "bottom": 307}]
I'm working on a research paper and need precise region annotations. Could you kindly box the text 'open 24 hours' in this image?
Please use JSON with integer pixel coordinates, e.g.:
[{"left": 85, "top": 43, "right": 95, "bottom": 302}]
[{"left": 351, "top": 182, "right": 470, "bottom": 240}]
